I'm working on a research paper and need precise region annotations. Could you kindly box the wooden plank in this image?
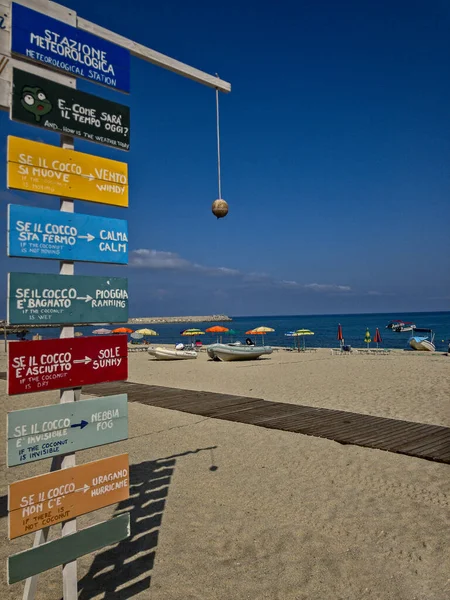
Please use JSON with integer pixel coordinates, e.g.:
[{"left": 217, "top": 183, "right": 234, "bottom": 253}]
[
  {"left": 7, "top": 394, "right": 128, "bottom": 466},
  {"left": 8, "top": 335, "right": 128, "bottom": 395},
  {"left": 8, "top": 205, "right": 128, "bottom": 264},
  {"left": 8, "top": 272, "right": 128, "bottom": 325},
  {"left": 11, "top": 68, "right": 130, "bottom": 150},
  {"left": 76, "top": 380, "right": 450, "bottom": 464},
  {"left": 11, "top": 3, "right": 130, "bottom": 93},
  {"left": 77, "top": 16, "right": 231, "bottom": 93},
  {"left": 8, "top": 453, "right": 129, "bottom": 538},
  {"left": 8, "top": 513, "right": 130, "bottom": 584},
  {"left": 394, "top": 430, "right": 450, "bottom": 452},
  {"left": 7, "top": 136, "right": 129, "bottom": 207}
]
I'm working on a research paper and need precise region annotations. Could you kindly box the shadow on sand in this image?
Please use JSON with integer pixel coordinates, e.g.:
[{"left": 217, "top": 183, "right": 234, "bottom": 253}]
[{"left": 77, "top": 446, "right": 217, "bottom": 600}]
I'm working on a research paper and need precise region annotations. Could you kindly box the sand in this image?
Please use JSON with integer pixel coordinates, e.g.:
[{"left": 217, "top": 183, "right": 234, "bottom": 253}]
[{"left": 0, "top": 346, "right": 449, "bottom": 599}]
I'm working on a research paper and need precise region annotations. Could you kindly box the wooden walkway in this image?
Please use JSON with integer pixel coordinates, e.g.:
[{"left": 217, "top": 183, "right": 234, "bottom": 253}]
[
  {"left": 1, "top": 371, "right": 448, "bottom": 463},
  {"left": 81, "top": 380, "right": 450, "bottom": 465}
]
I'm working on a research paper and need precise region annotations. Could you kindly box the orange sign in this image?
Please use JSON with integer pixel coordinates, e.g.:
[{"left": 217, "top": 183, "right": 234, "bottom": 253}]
[{"left": 8, "top": 454, "right": 129, "bottom": 539}]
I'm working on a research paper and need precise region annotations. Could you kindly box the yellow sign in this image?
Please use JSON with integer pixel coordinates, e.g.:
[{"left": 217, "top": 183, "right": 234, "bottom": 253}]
[{"left": 7, "top": 136, "right": 128, "bottom": 207}]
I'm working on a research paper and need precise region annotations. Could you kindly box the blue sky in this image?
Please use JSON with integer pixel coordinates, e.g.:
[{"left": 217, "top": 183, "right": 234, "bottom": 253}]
[{"left": 1, "top": 0, "right": 449, "bottom": 317}]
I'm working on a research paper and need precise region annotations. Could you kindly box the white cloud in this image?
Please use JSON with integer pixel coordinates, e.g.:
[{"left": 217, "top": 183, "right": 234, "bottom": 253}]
[
  {"left": 129, "top": 249, "right": 352, "bottom": 294},
  {"left": 130, "top": 249, "right": 192, "bottom": 270},
  {"left": 129, "top": 249, "right": 241, "bottom": 277},
  {"left": 304, "top": 283, "right": 351, "bottom": 292}
]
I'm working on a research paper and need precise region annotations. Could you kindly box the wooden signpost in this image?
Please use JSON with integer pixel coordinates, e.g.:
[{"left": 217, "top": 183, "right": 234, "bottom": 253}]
[
  {"left": 8, "top": 513, "right": 131, "bottom": 585},
  {"left": 11, "top": 68, "right": 130, "bottom": 150},
  {"left": 8, "top": 204, "right": 128, "bottom": 264},
  {"left": 8, "top": 335, "right": 128, "bottom": 395},
  {"left": 8, "top": 453, "right": 129, "bottom": 539},
  {"left": 7, "top": 394, "right": 128, "bottom": 467},
  {"left": 2, "top": 0, "right": 231, "bottom": 596},
  {"left": 7, "top": 136, "right": 129, "bottom": 206},
  {"left": 8, "top": 272, "right": 129, "bottom": 325}
]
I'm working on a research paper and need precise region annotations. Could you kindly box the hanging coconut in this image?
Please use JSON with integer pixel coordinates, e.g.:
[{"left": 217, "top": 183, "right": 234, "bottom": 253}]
[{"left": 212, "top": 198, "right": 228, "bottom": 219}]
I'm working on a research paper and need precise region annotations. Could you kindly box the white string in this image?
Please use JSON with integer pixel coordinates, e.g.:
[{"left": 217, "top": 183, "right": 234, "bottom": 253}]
[{"left": 215, "top": 84, "right": 222, "bottom": 199}]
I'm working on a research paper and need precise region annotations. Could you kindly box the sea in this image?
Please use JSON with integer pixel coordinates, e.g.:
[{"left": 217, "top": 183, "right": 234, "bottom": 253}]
[{"left": 10, "top": 311, "right": 450, "bottom": 352}]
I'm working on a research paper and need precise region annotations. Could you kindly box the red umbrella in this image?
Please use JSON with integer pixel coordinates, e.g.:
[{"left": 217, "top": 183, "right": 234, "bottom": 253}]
[
  {"left": 373, "top": 327, "right": 382, "bottom": 348},
  {"left": 337, "top": 324, "right": 344, "bottom": 346}
]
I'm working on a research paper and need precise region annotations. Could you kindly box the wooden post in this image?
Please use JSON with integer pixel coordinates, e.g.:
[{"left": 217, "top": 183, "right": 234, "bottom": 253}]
[
  {"left": 58, "top": 134, "right": 79, "bottom": 600},
  {"left": 21, "top": 135, "right": 78, "bottom": 600}
]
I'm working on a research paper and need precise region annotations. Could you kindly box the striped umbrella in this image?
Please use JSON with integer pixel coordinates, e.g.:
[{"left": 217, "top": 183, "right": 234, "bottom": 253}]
[
  {"left": 293, "top": 329, "right": 314, "bottom": 351},
  {"left": 206, "top": 325, "right": 229, "bottom": 342},
  {"left": 245, "top": 326, "right": 274, "bottom": 345}
]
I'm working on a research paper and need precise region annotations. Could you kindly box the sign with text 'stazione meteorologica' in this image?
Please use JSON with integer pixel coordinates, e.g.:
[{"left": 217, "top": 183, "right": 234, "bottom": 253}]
[
  {"left": 11, "top": 2, "right": 130, "bottom": 93},
  {"left": 11, "top": 69, "right": 130, "bottom": 150},
  {"left": 8, "top": 205, "right": 128, "bottom": 264},
  {"left": 7, "top": 136, "right": 129, "bottom": 206}
]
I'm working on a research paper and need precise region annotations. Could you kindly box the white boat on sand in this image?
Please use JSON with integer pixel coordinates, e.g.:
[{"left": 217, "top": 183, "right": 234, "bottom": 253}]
[
  {"left": 148, "top": 346, "right": 198, "bottom": 360},
  {"left": 207, "top": 343, "right": 273, "bottom": 362}
]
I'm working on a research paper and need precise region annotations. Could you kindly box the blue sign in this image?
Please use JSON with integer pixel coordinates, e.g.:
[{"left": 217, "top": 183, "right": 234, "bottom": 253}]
[
  {"left": 11, "top": 3, "right": 130, "bottom": 93},
  {"left": 8, "top": 205, "right": 128, "bottom": 264}
]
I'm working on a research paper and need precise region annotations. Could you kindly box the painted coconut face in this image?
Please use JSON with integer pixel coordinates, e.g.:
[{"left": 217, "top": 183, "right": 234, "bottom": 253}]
[{"left": 21, "top": 86, "right": 52, "bottom": 122}]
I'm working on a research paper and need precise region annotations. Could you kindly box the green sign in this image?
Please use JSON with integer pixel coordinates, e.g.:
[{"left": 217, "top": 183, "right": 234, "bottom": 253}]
[
  {"left": 7, "top": 394, "right": 128, "bottom": 467},
  {"left": 11, "top": 68, "right": 130, "bottom": 150},
  {"left": 8, "top": 513, "right": 130, "bottom": 584},
  {"left": 8, "top": 272, "right": 128, "bottom": 325}
]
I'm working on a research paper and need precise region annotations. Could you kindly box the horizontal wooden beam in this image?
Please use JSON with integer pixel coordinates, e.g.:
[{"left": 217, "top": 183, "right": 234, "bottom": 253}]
[{"left": 77, "top": 16, "right": 231, "bottom": 93}]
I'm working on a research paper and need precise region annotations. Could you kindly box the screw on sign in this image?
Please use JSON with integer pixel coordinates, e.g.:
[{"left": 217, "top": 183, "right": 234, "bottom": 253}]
[{"left": 8, "top": 335, "right": 128, "bottom": 395}]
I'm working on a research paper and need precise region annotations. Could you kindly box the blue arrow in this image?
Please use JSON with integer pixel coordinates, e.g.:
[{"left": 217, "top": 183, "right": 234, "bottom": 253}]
[{"left": 71, "top": 420, "right": 88, "bottom": 430}]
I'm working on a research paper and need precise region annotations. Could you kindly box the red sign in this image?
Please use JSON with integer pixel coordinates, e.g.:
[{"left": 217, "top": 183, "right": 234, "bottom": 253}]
[{"left": 8, "top": 335, "right": 128, "bottom": 395}]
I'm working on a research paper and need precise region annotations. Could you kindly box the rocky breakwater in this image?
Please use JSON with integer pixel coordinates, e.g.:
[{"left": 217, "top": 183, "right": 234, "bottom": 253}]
[{"left": 128, "top": 315, "right": 232, "bottom": 324}]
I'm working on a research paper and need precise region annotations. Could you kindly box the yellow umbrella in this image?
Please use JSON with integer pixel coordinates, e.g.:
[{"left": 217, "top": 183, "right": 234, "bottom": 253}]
[
  {"left": 246, "top": 326, "right": 274, "bottom": 345},
  {"left": 136, "top": 328, "right": 159, "bottom": 336},
  {"left": 293, "top": 329, "right": 314, "bottom": 351}
]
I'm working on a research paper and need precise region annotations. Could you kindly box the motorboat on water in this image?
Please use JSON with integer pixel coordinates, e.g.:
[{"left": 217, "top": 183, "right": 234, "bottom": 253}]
[
  {"left": 409, "top": 330, "right": 435, "bottom": 352},
  {"left": 207, "top": 343, "right": 273, "bottom": 362},
  {"left": 386, "top": 320, "right": 416, "bottom": 332},
  {"left": 148, "top": 346, "right": 198, "bottom": 360}
]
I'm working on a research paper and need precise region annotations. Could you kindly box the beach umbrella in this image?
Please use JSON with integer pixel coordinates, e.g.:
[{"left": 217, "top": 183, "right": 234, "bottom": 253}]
[
  {"left": 182, "top": 329, "right": 205, "bottom": 338},
  {"left": 226, "top": 328, "right": 239, "bottom": 342},
  {"left": 206, "top": 326, "right": 229, "bottom": 333},
  {"left": 293, "top": 329, "right": 314, "bottom": 351},
  {"left": 373, "top": 327, "right": 382, "bottom": 348},
  {"left": 136, "top": 328, "right": 159, "bottom": 336},
  {"left": 285, "top": 331, "right": 295, "bottom": 349},
  {"left": 182, "top": 328, "right": 205, "bottom": 335},
  {"left": 74, "top": 332, "right": 83, "bottom": 337},
  {"left": 246, "top": 326, "right": 274, "bottom": 345},
  {"left": 136, "top": 328, "right": 158, "bottom": 342},
  {"left": 92, "top": 328, "right": 111, "bottom": 335},
  {"left": 206, "top": 325, "right": 229, "bottom": 342},
  {"left": 130, "top": 332, "right": 143, "bottom": 340},
  {"left": 113, "top": 327, "right": 133, "bottom": 334},
  {"left": 337, "top": 323, "right": 344, "bottom": 347},
  {"left": 364, "top": 328, "right": 371, "bottom": 348}
]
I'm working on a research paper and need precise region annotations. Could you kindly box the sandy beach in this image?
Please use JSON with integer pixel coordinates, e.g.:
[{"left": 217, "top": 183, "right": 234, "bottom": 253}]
[{"left": 0, "top": 346, "right": 449, "bottom": 599}]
